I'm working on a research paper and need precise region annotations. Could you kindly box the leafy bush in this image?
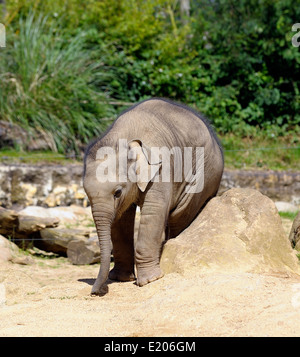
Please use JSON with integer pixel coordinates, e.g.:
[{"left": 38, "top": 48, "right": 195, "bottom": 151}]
[
  {"left": 192, "top": 0, "right": 300, "bottom": 135},
  {"left": 87, "top": 0, "right": 300, "bottom": 136},
  {"left": 1, "top": 0, "right": 299, "bottom": 153},
  {"left": 0, "top": 12, "right": 113, "bottom": 153}
]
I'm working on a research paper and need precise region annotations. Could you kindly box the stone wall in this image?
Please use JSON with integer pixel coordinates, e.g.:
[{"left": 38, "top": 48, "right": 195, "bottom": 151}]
[
  {"left": 0, "top": 164, "right": 87, "bottom": 209},
  {"left": 0, "top": 163, "right": 299, "bottom": 209},
  {"left": 219, "top": 169, "right": 300, "bottom": 205}
]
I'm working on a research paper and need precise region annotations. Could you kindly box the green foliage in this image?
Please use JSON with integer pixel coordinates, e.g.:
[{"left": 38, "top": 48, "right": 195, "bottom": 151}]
[
  {"left": 1, "top": 0, "right": 299, "bottom": 153},
  {"left": 0, "top": 11, "right": 113, "bottom": 153},
  {"left": 221, "top": 133, "right": 300, "bottom": 170},
  {"left": 192, "top": 0, "right": 300, "bottom": 134},
  {"left": 0, "top": 148, "right": 78, "bottom": 164},
  {"left": 279, "top": 211, "right": 298, "bottom": 221}
]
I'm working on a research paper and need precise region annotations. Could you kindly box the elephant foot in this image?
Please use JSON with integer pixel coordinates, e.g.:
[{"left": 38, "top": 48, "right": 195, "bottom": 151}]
[
  {"left": 109, "top": 267, "right": 136, "bottom": 282},
  {"left": 136, "top": 266, "right": 164, "bottom": 287},
  {"left": 91, "top": 283, "right": 108, "bottom": 296}
]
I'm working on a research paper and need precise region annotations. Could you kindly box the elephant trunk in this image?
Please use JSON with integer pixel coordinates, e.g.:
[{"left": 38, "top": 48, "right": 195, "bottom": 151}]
[{"left": 91, "top": 206, "right": 114, "bottom": 295}]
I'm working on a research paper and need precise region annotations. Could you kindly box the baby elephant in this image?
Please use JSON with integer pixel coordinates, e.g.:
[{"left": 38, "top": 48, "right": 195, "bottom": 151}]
[{"left": 83, "top": 98, "right": 224, "bottom": 295}]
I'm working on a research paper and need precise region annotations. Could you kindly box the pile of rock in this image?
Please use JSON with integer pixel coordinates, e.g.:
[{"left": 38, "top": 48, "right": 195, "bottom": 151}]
[{"left": 0, "top": 205, "right": 101, "bottom": 265}]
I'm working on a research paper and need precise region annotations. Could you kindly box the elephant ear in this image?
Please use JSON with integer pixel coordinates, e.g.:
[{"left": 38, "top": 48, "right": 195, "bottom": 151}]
[{"left": 128, "top": 139, "right": 161, "bottom": 192}]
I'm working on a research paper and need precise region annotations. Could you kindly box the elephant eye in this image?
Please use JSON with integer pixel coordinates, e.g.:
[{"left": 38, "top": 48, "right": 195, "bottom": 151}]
[{"left": 114, "top": 188, "right": 122, "bottom": 198}]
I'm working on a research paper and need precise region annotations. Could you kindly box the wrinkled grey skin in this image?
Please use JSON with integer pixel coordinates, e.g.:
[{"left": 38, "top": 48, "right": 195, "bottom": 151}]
[{"left": 83, "top": 98, "right": 224, "bottom": 295}]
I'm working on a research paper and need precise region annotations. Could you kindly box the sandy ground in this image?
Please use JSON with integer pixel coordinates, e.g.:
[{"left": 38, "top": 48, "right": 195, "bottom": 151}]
[{"left": 1, "top": 218, "right": 300, "bottom": 337}]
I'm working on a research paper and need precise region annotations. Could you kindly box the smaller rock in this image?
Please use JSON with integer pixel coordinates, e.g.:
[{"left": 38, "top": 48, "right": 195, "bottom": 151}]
[
  {"left": 289, "top": 211, "right": 300, "bottom": 250},
  {"left": 0, "top": 234, "right": 20, "bottom": 263},
  {"left": 67, "top": 238, "right": 100, "bottom": 265},
  {"left": 19, "top": 205, "right": 92, "bottom": 225},
  {"left": 18, "top": 215, "right": 59, "bottom": 232},
  {"left": 38, "top": 227, "right": 90, "bottom": 254},
  {"left": 0, "top": 247, "right": 12, "bottom": 263},
  {"left": 0, "top": 207, "right": 18, "bottom": 235},
  {"left": 11, "top": 255, "right": 34, "bottom": 265},
  {"left": 27, "top": 247, "right": 59, "bottom": 258}
]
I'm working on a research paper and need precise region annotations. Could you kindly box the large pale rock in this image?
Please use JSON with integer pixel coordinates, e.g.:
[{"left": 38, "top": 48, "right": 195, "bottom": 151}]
[
  {"left": 289, "top": 211, "right": 300, "bottom": 250},
  {"left": 161, "top": 188, "right": 300, "bottom": 276}
]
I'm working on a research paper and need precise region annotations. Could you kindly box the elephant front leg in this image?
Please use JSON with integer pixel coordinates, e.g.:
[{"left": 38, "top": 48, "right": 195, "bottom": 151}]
[
  {"left": 135, "top": 201, "right": 168, "bottom": 287},
  {"left": 109, "top": 204, "right": 136, "bottom": 282}
]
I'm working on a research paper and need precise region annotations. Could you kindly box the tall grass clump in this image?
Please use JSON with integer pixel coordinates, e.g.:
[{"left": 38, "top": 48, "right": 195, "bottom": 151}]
[{"left": 0, "top": 12, "right": 112, "bottom": 153}]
